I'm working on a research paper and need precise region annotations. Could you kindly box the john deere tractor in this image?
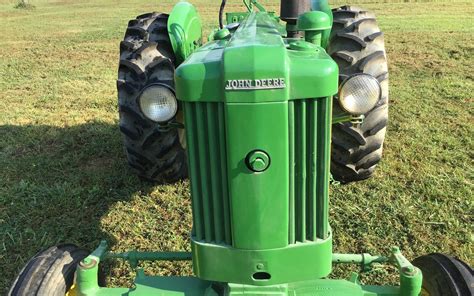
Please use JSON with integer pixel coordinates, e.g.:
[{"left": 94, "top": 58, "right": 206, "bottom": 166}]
[
  {"left": 116, "top": 1, "right": 388, "bottom": 185},
  {"left": 9, "top": 0, "right": 472, "bottom": 295}
]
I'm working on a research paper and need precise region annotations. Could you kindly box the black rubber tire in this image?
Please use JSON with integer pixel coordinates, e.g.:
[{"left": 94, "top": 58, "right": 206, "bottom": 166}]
[
  {"left": 118, "top": 12, "right": 187, "bottom": 183},
  {"left": 328, "top": 6, "right": 389, "bottom": 183},
  {"left": 8, "top": 244, "right": 88, "bottom": 296},
  {"left": 413, "top": 253, "right": 473, "bottom": 296}
]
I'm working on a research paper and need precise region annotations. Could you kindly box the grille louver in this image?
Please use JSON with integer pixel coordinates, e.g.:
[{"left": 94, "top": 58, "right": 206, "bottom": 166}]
[
  {"left": 184, "top": 102, "right": 232, "bottom": 245},
  {"left": 289, "top": 98, "right": 331, "bottom": 244}
]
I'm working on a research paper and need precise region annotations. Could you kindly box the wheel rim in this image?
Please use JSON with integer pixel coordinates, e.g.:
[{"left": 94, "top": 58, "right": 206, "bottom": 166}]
[
  {"left": 65, "top": 283, "right": 78, "bottom": 296},
  {"left": 420, "top": 287, "right": 430, "bottom": 296}
]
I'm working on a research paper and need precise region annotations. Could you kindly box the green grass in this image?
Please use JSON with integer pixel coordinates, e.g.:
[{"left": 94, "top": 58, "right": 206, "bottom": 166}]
[{"left": 0, "top": 0, "right": 473, "bottom": 292}]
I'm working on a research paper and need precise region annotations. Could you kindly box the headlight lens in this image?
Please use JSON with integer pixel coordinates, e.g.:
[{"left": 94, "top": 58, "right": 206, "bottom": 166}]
[
  {"left": 338, "top": 74, "right": 381, "bottom": 115},
  {"left": 139, "top": 85, "right": 178, "bottom": 122}
]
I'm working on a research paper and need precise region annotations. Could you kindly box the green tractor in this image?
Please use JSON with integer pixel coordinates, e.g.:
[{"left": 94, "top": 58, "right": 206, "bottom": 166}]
[
  {"left": 116, "top": 2, "right": 388, "bottom": 185},
  {"left": 9, "top": 0, "right": 472, "bottom": 295}
]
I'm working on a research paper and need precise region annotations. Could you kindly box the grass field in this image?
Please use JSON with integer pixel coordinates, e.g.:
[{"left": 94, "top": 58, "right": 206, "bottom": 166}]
[{"left": 0, "top": 0, "right": 473, "bottom": 293}]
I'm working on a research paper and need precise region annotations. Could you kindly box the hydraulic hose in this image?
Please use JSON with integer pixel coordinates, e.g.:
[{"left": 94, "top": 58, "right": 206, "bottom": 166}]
[{"left": 219, "top": 0, "right": 227, "bottom": 29}]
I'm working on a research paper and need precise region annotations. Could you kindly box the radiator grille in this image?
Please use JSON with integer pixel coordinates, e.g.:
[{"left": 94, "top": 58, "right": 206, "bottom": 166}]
[
  {"left": 288, "top": 98, "right": 331, "bottom": 244},
  {"left": 184, "top": 98, "right": 330, "bottom": 246},
  {"left": 183, "top": 102, "right": 232, "bottom": 245}
]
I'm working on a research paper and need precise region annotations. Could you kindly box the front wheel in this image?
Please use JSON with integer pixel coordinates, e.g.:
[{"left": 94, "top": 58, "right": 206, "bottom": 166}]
[
  {"left": 9, "top": 244, "right": 88, "bottom": 296},
  {"left": 413, "top": 253, "right": 473, "bottom": 296}
]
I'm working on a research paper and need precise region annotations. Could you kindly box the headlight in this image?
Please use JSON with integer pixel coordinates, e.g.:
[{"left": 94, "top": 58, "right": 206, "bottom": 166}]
[
  {"left": 139, "top": 85, "right": 178, "bottom": 122},
  {"left": 338, "top": 74, "right": 381, "bottom": 115}
]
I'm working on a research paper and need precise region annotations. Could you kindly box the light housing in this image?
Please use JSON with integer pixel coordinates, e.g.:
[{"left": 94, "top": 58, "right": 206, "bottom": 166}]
[
  {"left": 139, "top": 84, "right": 178, "bottom": 123},
  {"left": 338, "top": 74, "right": 381, "bottom": 115}
]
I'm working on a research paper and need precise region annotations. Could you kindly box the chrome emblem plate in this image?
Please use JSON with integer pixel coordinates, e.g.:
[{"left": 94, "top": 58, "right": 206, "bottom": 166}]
[{"left": 225, "top": 78, "right": 286, "bottom": 91}]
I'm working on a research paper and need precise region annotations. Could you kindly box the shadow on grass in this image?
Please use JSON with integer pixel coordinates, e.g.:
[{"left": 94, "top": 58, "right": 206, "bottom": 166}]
[{"left": 0, "top": 121, "right": 159, "bottom": 292}]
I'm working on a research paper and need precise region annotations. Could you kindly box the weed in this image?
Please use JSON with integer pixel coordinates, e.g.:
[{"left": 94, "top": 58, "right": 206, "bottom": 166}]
[{"left": 14, "top": 0, "right": 34, "bottom": 9}]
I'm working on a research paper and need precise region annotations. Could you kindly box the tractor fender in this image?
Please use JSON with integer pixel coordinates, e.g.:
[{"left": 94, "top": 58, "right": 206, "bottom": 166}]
[{"left": 168, "top": 1, "right": 202, "bottom": 65}]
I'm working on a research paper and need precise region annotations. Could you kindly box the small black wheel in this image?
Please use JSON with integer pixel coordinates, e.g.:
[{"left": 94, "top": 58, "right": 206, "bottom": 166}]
[
  {"left": 9, "top": 244, "right": 88, "bottom": 296},
  {"left": 328, "top": 6, "right": 389, "bottom": 183},
  {"left": 118, "top": 12, "right": 187, "bottom": 183},
  {"left": 413, "top": 253, "right": 473, "bottom": 296}
]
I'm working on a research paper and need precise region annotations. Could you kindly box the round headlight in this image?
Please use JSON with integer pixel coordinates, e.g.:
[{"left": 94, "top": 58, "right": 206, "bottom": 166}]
[
  {"left": 139, "top": 85, "right": 178, "bottom": 123},
  {"left": 338, "top": 74, "right": 381, "bottom": 115}
]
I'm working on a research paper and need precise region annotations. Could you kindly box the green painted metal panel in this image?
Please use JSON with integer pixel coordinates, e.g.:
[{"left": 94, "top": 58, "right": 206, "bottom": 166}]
[
  {"left": 288, "top": 97, "right": 331, "bottom": 243},
  {"left": 217, "top": 103, "right": 232, "bottom": 245},
  {"left": 225, "top": 102, "right": 289, "bottom": 249},
  {"left": 168, "top": 1, "right": 203, "bottom": 64},
  {"left": 76, "top": 273, "right": 404, "bottom": 296},
  {"left": 77, "top": 274, "right": 213, "bottom": 296},
  {"left": 175, "top": 42, "right": 224, "bottom": 102},
  {"left": 288, "top": 49, "right": 338, "bottom": 100},
  {"left": 184, "top": 102, "right": 204, "bottom": 240},
  {"left": 288, "top": 101, "right": 295, "bottom": 244},
  {"left": 294, "top": 99, "right": 306, "bottom": 242},
  {"left": 227, "top": 280, "right": 400, "bottom": 296},
  {"left": 184, "top": 102, "right": 232, "bottom": 245},
  {"left": 222, "top": 13, "right": 289, "bottom": 103},
  {"left": 175, "top": 13, "right": 338, "bottom": 103},
  {"left": 191, "top": 236, "right": 332, "bottom": 286},
  {"left": 226, "top": 12, "right": 248, "bottom": 24},
  {"left": 316, "top": 97, "right": 331, "bottom": 238}
]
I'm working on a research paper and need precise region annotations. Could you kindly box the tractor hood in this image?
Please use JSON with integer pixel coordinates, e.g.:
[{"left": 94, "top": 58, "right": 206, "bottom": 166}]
[{"left": 175, "top": 12, "right": 338, "bottom": 103}]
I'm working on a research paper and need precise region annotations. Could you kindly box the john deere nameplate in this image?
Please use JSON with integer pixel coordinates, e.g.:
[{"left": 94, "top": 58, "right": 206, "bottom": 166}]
[{"left": 225, "top": 78, "right": 286, "bottom": 91}]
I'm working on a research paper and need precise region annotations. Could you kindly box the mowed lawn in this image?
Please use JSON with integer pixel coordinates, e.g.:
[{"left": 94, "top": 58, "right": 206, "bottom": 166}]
[{"left": 0, "top": 0, "right": 472, "bottom": 292}]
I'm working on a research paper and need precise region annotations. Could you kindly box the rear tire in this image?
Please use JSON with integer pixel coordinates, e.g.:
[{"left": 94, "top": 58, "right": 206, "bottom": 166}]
[
  {"left": 8, "top": 244, "right": 88, "bottom": 296},
  {"left": 328, "top": 6, "right": 389, "bottom": 183},
  {"left": 118, "top": 12, "right": 187, "bottom": 183},
  {"left": 413, "top": 253, "right": 473, "bottom": 296}
]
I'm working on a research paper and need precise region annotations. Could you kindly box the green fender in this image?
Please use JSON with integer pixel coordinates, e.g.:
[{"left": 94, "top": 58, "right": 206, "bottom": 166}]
[{"left": 168, "top": 1, "right": 203, "bottom": 65}]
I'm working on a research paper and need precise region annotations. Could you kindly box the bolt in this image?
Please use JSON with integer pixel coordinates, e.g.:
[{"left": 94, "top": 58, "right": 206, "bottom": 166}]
[
  {"left": 250, "top": 158, "right": 266, "bottom": 171},
  {"left": 256, "top": 263, "right": 264, "bottom": 270},
  {"left": 246, "top": 150, "right": 270, "bottom": 172},
  {"left": 402, "top": 266, "right": 417, "bottom": 276},
  {"left": 79, "top": 258, "right": 97, "bottom": 269}
]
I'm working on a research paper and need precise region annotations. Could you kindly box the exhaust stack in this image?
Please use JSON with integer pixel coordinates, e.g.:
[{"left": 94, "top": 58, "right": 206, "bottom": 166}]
[
  {"left": 280, "top": 0, "right": 310, "bottom": 22},
  {"left": 280, "top": 0, "right": 310, "bottom": 36}
]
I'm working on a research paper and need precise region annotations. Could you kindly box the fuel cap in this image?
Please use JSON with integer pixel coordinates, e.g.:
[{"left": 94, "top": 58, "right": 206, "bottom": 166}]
[{"left": 246, "top": 150, "right": 270, "bottom": 172}]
